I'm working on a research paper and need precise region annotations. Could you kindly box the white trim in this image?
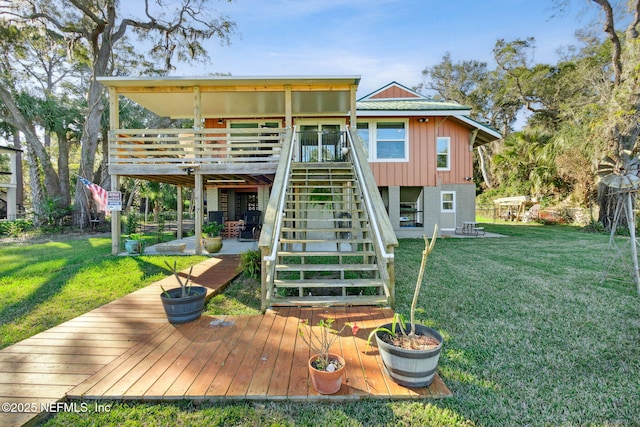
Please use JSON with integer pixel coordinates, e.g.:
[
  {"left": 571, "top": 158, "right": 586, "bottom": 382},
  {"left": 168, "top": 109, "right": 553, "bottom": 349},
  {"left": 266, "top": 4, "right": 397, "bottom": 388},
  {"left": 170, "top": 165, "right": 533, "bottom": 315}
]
[
  {"left": 453, "top": 115, "right": 502, "bottom": 139},
  {"left": 436, "top": 136, "right": 451, "bottom": 171},
  {"left": 356, "top": 110, "right": 471, "bottom": 117},
  {"left": 357, "top": 119, "right": 409, "bottom": 162},
  {"left": 441, "top": 191, "right": 456, "bottom": 213}
]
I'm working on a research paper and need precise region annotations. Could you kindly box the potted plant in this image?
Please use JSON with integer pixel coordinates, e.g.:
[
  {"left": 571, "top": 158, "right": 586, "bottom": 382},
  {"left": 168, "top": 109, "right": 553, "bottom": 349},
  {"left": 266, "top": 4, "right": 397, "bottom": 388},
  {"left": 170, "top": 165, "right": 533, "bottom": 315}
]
[
  {"left": 367, "top": 224, "right": 443, "bottom": 388},
  {"left": 124, "top": 233, "right": 144, "bottom": 254},
  {"left": 298, "top": 318, "right": 349, "bottom": 394},
  {"left": 160, "top": 260, "right": 207, "bottom": 324},
  {"left": 202, "top": 221, "right": 223, "bottom": 253}
]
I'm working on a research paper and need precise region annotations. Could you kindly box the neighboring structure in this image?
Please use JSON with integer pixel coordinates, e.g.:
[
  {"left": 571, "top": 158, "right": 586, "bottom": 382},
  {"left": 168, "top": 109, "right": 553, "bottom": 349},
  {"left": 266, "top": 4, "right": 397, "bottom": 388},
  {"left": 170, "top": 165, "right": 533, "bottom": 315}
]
[
  {"left": 98, "top": 75, "right": 499, "bottom": 309},
  {"left": 0, "top": 145, "right": 22, "bottom": 220}
]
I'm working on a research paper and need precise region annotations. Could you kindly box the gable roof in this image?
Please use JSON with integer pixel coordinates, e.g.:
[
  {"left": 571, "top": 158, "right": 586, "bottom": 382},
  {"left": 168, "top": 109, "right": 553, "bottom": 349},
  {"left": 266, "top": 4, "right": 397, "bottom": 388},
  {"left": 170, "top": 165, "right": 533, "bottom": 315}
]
[
  {"left": 359, "top": 81, "right": 423, "bottom": 100},
  {"left": 357, "top": 81, "right": 501, "bottom": 145}
]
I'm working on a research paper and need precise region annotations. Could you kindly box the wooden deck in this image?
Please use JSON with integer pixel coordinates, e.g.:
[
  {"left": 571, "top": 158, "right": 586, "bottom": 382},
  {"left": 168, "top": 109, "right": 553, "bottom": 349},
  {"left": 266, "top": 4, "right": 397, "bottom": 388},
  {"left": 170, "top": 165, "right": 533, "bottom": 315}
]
[{"left": 0, "top": 255, "right": 450, "bottom": 427}]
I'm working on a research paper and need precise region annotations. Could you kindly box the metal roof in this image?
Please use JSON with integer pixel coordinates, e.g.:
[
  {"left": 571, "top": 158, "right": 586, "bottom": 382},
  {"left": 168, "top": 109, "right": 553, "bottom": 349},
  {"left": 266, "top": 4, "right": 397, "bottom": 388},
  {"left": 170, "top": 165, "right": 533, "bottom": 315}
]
[{"left": 357, "top": 98, "right": 470, "bottom": 113}]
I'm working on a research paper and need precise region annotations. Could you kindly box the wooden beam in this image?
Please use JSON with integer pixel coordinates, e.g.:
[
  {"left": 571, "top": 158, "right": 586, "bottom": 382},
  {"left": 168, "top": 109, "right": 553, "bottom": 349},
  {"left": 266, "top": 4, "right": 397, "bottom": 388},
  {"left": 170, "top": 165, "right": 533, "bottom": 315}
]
[{"left": 195, "top": 174, "right": 203, "bottom": 255}]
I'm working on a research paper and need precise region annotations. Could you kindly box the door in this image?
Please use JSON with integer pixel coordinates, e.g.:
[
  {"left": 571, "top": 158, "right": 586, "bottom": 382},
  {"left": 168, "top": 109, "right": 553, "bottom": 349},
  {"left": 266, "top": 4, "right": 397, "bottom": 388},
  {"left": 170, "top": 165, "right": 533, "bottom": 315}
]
[
  {"left": 439, "top": 191, "right": 456, "bottom": 230},
  {"left": 297, "top": 121, "right": 344, "bottom": 162}
]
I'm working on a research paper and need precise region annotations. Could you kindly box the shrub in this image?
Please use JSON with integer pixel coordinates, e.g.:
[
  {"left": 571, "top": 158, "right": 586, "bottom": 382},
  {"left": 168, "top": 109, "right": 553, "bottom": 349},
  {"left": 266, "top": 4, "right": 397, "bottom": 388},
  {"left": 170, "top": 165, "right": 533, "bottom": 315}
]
[{"left": 238, "top": 249, "right": 261, "bottom": 279}]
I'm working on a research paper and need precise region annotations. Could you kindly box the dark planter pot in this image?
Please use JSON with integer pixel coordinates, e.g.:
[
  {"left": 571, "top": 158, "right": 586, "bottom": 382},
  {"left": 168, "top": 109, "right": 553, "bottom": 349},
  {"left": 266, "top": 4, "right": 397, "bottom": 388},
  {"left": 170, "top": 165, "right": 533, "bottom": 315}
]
[
  {"left": 308, "top": 353, "right": 345, "bottom": 395},
  {"left": 375, "top": 323, "right": 443, "bottom": 387},
  {"left": 160, "top": 286, "right": 207, "bottom": 324}
]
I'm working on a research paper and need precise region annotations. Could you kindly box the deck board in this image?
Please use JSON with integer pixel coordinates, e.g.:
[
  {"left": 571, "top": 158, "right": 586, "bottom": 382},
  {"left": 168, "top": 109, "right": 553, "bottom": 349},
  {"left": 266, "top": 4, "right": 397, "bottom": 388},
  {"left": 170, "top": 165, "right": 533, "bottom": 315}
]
[{"left": 0, "top": 254, "right": 451, "bottom": 427}]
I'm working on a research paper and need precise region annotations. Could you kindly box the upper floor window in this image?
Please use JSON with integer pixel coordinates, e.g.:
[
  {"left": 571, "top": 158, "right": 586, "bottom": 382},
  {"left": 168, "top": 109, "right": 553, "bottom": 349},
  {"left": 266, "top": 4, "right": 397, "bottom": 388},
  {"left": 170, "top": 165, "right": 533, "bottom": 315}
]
[
  {"left": 355, "top": 120, "right": 408, "bottom": 162},
  {"left": 436, "top": 137, "right": 450, "bottom": 170}
]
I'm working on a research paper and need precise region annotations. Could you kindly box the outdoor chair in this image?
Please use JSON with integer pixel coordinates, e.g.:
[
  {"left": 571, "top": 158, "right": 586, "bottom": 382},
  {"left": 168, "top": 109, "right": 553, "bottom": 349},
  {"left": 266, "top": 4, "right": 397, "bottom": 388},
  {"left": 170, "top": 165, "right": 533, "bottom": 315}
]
[{"left": 238, "top": 210, "right": 261, "bottom": 241}]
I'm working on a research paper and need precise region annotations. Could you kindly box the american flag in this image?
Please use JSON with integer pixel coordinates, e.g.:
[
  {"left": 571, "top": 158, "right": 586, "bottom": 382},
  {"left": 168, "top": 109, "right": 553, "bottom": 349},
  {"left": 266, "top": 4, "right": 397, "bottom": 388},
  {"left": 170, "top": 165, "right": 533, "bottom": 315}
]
[{"left": 78, "top": 176, "right": 109, "bottom": 213}]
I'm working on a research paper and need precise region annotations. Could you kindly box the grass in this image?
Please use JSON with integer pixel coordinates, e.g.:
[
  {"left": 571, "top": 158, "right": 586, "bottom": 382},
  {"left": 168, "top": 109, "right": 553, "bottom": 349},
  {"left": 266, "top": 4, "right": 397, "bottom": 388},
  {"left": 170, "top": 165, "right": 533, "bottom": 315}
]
[
  {"left": 2, "top": 224, "right": 639, "bottom": 425},
  {"left": 0, "top": 233, "right": 207, "bottom": 348}
]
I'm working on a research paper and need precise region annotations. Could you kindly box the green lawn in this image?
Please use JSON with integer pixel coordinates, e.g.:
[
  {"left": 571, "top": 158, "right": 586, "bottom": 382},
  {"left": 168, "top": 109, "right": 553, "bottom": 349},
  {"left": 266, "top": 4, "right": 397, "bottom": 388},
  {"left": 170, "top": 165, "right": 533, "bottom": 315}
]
[{"left": 2, "top": 225, "right": 638, "bottom": 426}]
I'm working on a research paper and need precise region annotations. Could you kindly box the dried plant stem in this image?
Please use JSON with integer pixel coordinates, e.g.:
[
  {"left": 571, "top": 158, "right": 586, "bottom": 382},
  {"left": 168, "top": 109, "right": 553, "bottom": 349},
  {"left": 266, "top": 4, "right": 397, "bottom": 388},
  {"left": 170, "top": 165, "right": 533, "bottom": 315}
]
[{"left": 410, "top": 224, "right": 438, "bottom": 342}]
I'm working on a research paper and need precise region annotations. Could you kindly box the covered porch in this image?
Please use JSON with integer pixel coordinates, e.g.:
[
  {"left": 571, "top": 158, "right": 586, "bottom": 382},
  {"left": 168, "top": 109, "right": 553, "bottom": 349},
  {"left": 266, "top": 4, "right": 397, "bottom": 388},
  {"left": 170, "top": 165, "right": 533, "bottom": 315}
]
[{"left": 99, "top": 76, "right": 361, "bottom": 255}]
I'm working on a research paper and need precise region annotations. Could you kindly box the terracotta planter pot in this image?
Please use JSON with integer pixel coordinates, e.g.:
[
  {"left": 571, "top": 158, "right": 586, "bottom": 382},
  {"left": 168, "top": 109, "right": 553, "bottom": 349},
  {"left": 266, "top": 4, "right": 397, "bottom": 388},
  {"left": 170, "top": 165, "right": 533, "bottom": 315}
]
[
  {"left": 375, "top": 323, "right": 443, "bottom": 387},
  {"left": 308, "top": 353, "right": 345, "bottom": 394}
]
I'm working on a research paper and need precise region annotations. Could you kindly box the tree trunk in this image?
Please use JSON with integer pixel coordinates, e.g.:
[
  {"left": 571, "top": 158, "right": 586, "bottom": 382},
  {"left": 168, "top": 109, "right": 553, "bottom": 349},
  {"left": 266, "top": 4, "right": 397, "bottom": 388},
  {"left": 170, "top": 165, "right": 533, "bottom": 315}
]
[
  {"left": 477, "top": 145, "right": 493, "bottom": 189},
  {"left": 24, "top": 143, "right": 46, "bottom": 226},
  {"left": 0, "top": 85, "right": 63, "bottom": 206}
]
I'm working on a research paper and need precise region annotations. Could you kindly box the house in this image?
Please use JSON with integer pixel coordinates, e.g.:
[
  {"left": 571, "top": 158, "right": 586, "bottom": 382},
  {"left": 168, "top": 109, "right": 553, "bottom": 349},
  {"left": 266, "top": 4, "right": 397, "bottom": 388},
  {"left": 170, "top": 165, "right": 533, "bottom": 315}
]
[
  {"left": 98, "top": 75, "right": 499, "bottom": 310},
  {"left": 0, "top": 145, "right": 22, "bottom": 220}
]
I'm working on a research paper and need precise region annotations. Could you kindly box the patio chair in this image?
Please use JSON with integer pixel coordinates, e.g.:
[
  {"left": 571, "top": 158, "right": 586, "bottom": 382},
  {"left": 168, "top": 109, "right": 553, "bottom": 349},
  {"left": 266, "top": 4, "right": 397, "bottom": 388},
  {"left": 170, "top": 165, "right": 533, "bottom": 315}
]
[
  {"left": 208, "top": 211, "right": 224, "bottom": 227},
  {"left": 238, "top": 210, "right": 261, "bottom": 241}
]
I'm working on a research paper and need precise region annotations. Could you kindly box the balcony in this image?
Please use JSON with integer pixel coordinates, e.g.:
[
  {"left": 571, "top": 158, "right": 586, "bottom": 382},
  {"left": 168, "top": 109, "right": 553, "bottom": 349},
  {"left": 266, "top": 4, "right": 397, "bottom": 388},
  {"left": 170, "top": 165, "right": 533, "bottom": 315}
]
[{"left": 108, "top": 127, "right": 289, "bottom": 186}]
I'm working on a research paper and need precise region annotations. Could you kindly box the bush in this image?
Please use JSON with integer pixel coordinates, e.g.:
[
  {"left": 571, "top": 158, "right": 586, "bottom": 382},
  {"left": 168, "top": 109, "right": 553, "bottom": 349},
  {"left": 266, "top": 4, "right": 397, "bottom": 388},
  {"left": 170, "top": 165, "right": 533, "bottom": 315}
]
[
  {"left": 238, "top": 249, "right": 261, "bottom": 279},
  {"left": 0, "top": 219, "right": 33, "bottom": 237}
]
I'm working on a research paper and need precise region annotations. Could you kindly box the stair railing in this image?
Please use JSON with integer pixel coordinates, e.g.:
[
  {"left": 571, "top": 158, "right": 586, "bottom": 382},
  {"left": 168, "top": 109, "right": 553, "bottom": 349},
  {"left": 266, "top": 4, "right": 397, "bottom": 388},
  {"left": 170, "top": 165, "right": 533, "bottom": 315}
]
[
  {"left": 258, "top": 126, "right": 296, "bottom": 312},
  {"left": 346, "top": 126, "right": 399, "bottom": 307}
]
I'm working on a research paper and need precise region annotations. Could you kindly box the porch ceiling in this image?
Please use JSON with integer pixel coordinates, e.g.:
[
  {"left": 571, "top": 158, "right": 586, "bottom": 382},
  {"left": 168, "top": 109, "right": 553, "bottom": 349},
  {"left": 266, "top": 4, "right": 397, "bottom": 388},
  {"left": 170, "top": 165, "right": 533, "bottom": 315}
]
[
  {"left": 127, "top": 172, "right": 276, "bottom": 188},
  {"left": 98, "top": 75, "right": 361, "bottom": 119}
]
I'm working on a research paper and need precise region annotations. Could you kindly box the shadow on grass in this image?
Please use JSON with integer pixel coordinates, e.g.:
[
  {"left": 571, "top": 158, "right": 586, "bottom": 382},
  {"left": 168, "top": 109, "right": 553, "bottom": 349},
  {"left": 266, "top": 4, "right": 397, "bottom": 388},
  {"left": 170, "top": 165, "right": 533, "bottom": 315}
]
[{"left": 0, "top": 236, "right": 205, "bottom": 348}]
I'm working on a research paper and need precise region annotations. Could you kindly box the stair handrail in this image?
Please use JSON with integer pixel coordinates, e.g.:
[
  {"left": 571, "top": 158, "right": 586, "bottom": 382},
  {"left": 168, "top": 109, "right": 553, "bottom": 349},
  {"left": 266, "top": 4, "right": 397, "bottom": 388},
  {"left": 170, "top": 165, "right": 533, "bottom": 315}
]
[
  {"left": 346, "top": 127, "right": 398, "bottom": 260},
  {"left": 259, "top": 127, "right": 296, "bottom": 311},
  {"left": 261, "top": 127, "right": 296, "bottom": 263}
]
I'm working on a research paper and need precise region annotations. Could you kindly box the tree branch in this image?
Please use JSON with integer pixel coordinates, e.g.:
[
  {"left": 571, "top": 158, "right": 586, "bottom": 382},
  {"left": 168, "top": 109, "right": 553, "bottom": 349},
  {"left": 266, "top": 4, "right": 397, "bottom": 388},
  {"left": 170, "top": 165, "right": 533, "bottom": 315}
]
[{"left": 592, "top": 0, "right": 623, "bottom": 85}]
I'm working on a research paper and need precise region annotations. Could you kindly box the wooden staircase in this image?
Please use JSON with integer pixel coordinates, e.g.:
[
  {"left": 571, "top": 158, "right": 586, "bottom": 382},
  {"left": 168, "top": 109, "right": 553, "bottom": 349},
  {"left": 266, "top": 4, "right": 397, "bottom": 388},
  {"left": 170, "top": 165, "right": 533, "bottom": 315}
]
[{"left": 269, "top": 162, "right": 388, "bottom": 307}]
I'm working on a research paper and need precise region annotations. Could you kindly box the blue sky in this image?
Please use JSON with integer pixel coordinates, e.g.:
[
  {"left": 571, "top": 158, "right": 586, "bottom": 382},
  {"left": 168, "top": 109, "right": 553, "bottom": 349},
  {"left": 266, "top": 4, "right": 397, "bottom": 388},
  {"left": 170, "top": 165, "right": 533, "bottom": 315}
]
[{"left": 170, "top": 0, "right": 601, "bottom": 97}]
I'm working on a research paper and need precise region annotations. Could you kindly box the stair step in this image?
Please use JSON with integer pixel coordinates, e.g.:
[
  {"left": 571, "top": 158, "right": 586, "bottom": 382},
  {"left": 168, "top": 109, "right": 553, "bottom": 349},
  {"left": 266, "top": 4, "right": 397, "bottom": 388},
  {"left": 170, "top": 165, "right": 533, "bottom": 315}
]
[
  {"left": 269, "top": 295, "right": 388, "bottom": 307},
  {"left": 279, "top": 238, "right": 371, "bottom": 244},
  {"left": 281, "top": 226, "right": 368, "bottom": 232},
  {"left": 283, "top": 208, "right": 364, "bottom": 214},
  {"left": 278, "top": 250, "right": 376, "bottom": 257},
  {"left": 274, "top": 278, "right": 383, "bottom": 288},
  {"left": 275, "top": 263, "right": 378, "bottom": 272}
]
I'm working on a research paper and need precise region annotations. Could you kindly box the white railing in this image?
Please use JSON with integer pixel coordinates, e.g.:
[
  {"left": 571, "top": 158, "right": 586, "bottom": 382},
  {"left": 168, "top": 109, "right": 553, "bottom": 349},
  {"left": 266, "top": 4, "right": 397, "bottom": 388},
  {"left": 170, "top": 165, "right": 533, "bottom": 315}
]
[
  {"left": 108, "top": 127, "right": 286, "bottom": 166},
  {"left": 346, "top": 127, "right": 398, "bottom": 306},
  {"left": 346, "top": 127, "right": 396, "bottom": 260},
  {"left": 258, "top": 127, "right": 297, "bottom": 311}
]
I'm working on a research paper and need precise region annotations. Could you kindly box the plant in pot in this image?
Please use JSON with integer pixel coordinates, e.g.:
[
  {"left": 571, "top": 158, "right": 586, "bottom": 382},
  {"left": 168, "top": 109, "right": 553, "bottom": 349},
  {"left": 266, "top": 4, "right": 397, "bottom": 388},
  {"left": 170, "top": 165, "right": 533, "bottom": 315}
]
[
  {"left": 298, "top": 318, "right": 350, "bottom": 395},
  {"left": 367, "top": 224, "right": 443, "bottom": 388},
  {"left": 160, "top": 260, "right": 207, "bottom": 324},
  {"left": 124, "top": 233, "right": 144, "bottom": 254},
  {"left": 202, "top": 221, "right": 223, "bottom": 253}
]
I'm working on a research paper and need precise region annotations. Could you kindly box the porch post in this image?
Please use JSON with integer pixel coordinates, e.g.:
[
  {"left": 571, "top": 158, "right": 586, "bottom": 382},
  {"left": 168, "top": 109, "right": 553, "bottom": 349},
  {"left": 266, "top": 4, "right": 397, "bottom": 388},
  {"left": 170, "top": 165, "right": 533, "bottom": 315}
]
[
  {"left": 193, "top": 86, "right": 202, "bottom": 128},
  {"left": 108, "top": 87, "right": 121, "bottom": 255},
  {"left": 177, "top": 185, "right": 183, "bottom": 240},
  {"left": 350, "top": 84, "right": 357, "bottom": 126},
  {"left": 284, "top": 85, "right": 292, "bottom": 128},
  {"left": 195, "top": 173, "right": 203, "bottom": 255},
  {"left": 111, "top": 175, "right": 121, "bottom": 254}
]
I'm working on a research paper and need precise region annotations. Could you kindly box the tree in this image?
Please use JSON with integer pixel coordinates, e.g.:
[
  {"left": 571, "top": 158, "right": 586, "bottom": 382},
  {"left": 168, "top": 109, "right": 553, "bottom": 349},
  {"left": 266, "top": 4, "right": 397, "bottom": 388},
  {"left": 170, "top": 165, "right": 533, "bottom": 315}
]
[
  {"left": 0, "top": 0, "right": 236, "bottom": 225},
  {"left": 584, "top": 0, "right": 640, "bottom": 226}
]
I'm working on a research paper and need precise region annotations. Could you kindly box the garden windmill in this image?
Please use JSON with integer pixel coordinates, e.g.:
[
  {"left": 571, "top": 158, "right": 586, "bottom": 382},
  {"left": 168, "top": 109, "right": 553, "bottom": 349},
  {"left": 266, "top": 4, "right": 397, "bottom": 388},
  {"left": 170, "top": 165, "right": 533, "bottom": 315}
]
[{"left": 597, "top": 150, "right": 640, "bottom": 294}]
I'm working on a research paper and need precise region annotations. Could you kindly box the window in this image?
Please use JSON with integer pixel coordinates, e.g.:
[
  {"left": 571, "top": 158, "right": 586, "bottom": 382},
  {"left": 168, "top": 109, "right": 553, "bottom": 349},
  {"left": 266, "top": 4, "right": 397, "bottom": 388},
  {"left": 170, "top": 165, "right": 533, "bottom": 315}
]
[
  {"left": 356, "top": 120, "right": 408, "bottom": 161},
  {"left": 441, "top": 191, "right": 455, "bottom": 212},
  {"left": 376, "top": 122, "right": 406, "bottom": 160},
  {"left": 356, "top": 122, "right": 369, "bottom": 154},
  {"left": 436, "top": 137, "right": 450, "bottom": 170}
]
